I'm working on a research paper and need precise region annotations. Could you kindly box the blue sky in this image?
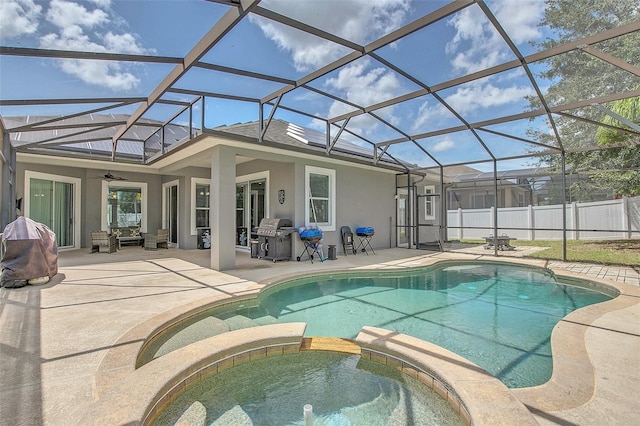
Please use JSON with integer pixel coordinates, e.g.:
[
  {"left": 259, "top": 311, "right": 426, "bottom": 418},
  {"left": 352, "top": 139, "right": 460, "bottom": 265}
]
[{"left": 0, "top": 0, "right": 561, "bottom": 172}]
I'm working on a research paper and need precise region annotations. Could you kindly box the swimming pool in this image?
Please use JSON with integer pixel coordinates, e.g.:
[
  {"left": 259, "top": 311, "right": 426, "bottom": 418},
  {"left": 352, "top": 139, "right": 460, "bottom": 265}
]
[
  {"left": 153, "top": 351, "right": 464, "bottom": 426},
  {"left": 140, "top": 261, "right": 613, "bottom": 388}
]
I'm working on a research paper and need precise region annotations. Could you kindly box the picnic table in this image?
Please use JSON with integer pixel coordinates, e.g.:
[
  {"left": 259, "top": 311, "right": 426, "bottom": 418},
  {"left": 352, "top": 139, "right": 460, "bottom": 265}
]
[{"left": 483, "top": 234, "right": 517, "bottom": 251}]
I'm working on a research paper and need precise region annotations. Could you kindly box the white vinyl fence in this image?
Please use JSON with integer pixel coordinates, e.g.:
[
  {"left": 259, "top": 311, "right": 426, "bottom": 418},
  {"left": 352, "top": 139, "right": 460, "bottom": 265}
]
[{"left": 447, "top": 196, "right": 640, "bottom": 241}]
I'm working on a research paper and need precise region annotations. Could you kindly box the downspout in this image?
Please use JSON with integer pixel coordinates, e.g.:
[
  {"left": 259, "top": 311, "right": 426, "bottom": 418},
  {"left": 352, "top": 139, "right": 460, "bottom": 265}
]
[
  {"left": 493, "top": 159, "right": 498, "bottom": 257},
  {"left": 407, "top": 171, "right": 412, "bottom": 248},
  {"left": 412, "top": 173, "right": 426, "bottom": 249},
  {"left": 440, "top": 166, "right": 445, "bottom": 244}
]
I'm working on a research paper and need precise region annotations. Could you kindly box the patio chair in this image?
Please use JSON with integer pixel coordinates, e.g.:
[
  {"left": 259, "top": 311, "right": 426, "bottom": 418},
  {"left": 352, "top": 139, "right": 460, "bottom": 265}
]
[
  {"left": 90, "top": 231, "right": 117, "bottom": 253},
  {"left": 144, "top": 229, "right": 169, "bottom": 250},
  {"left": 157, "top": 229, "right": 169, "bottom": 249},
  {"left": 340, "top": 226, "right": 356, "bottom": 255}
]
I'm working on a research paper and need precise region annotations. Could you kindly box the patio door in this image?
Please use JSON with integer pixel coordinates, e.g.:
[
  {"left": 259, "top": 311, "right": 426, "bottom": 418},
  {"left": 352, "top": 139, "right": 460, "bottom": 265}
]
[
  {"left": 25, "top": 171, "right": 81, "bottom": 249},
  {"left": 235, "top": 172, "right": 268, "bottom": 248},
  {"left": 396, "top": 188, "right": 413, "bottom": 248},
  {"left": 163, "top": 181, "right": 178, "bottom": 246}
]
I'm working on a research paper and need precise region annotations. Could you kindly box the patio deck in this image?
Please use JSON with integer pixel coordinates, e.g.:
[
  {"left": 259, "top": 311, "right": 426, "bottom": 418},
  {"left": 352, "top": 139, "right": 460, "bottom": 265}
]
[{"left": 1, "top": 246, "right": 638, "bottom": 425}]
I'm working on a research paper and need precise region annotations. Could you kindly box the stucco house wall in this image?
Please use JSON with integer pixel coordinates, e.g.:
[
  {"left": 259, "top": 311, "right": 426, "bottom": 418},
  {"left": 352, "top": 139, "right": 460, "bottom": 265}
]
[
  {"left": 17, "top": 162, "right": 163, "bottom": 249},
  {"left": 236, "top": 153, "right": 397, "bottom": 256}
]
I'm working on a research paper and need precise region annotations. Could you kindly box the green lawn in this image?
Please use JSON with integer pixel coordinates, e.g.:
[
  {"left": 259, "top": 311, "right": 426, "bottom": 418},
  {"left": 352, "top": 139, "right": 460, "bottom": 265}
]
[{"left": 509, "top": 239, "right": 639, "bottom": 266}]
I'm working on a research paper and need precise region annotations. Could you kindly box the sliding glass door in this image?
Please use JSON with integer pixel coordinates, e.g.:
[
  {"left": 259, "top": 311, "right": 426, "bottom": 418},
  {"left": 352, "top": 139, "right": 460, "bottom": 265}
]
[
  {"left": 163, "top": 181, "right": 179, "bottom": 246},
  {"left": 26, "top": 172, "right": 80, "bottom": 249}
]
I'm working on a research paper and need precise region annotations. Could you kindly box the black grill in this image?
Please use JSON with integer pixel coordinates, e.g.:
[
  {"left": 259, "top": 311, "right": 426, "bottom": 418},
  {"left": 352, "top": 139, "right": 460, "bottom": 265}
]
[{"left": 256, "top": 218, "right": 294, "bottom": 262}]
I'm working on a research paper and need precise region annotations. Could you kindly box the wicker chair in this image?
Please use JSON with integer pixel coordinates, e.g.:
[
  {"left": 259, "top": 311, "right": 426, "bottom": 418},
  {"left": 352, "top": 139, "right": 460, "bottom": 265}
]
[
  {"left": 157, "top": 229, "right": 169, "bottom": 249},
  {"left": 144, "top": 229, "right": 169, "bottom": 250},
  {"left": 90, "top": 231, "right": 117, "bottom": 253}
]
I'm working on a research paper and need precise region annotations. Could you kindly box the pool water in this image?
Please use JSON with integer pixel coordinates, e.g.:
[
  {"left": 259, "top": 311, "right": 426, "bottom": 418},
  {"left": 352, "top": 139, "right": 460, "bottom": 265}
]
[
  {"left": 153, "top": 351, "right": 464, "bottom": 426},
  {"left": 146, "top": 262, "right": 611, "bottom": 388}
]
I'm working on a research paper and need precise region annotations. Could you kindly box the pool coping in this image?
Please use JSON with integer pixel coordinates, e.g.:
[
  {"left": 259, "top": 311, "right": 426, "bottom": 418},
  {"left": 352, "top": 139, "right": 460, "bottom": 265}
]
[{"left": 90, "top": 257, "right": 638, "bottom": 425}]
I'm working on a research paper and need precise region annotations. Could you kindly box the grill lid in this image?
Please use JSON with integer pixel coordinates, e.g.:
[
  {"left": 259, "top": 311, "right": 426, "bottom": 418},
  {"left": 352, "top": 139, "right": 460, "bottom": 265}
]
[{"left": 256, "top": 218, "right": 292, "bottom": 236}]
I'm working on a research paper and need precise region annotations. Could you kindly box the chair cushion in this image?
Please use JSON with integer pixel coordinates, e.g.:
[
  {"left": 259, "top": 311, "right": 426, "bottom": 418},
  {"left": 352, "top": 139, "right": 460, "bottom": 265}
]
[
  {"left": 112, "top": 228, "right": 122, "bottom": 238},
  {"left": 130, "top": 227, "right": 141, "bottom": 237}
]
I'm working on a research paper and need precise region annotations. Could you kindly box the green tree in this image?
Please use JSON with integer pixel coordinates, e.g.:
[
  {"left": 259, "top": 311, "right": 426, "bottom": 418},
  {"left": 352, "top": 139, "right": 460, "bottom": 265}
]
[
  {"left": 591, "top": 96, "right": 640, "bottom": 196},
  {"left": 528, "top": 0, "right": 640, "bottom": 197}
]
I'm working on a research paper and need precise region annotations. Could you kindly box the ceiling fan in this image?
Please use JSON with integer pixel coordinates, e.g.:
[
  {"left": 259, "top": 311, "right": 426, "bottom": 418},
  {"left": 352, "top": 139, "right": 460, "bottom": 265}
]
[{"left": 102, "top": 171, "right": 127, "bottom": 182}]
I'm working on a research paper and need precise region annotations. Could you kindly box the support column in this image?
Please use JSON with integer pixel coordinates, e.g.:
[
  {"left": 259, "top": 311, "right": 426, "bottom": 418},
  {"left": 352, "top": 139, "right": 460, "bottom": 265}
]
[{"left": 210, "top": 145, "right": 236, "bottom": 270}]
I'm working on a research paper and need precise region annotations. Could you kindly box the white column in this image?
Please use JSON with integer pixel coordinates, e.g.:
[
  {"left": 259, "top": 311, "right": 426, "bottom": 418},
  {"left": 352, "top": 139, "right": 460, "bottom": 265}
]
[{"left": 210, "top": 145, "right": 236, "bottom": 270}]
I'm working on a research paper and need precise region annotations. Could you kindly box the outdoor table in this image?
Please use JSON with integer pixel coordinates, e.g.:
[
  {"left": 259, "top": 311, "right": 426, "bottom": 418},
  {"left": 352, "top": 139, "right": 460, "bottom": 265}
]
[{"left": 483, "top": 235, "right": 517, "bottom": 251}]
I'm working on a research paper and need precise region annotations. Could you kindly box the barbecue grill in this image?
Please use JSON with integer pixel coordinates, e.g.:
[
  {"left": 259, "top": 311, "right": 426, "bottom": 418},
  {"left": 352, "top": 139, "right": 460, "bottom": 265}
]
[
  {"left": 355, "top": 226, "right": 375, "bottom": 255},
  {"left": 256, "top": 218, "right": 294, "bottom": 262},
  {"left": 296, "top": 226, "right": 324, "bottom": 263}
]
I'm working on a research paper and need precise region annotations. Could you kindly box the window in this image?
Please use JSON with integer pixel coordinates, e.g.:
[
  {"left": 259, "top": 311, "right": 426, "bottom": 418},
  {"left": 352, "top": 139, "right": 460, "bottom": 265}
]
[
  {"left": 472, "top": 193, "right": 495, "bottom": 209},
  {"left": 101, "top": 181, "right": 147, "bottom": 232},
  {"left": 191, "top": 178, "right": 211, "bottom": 234},
  {"left": 423, "top": 185, "right": 435, "bottom": 220},
  {"left": 305, "top": 166, "right": 335, "bottom": 231}
]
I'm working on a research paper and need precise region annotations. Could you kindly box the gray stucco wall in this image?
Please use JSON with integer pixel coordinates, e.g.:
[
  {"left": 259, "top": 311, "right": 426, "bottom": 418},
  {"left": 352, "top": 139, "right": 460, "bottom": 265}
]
[
  {"left": 17, "top": 162, "right": 163, "bottom": 249},
  {"left": 16, "top": 148, "right": 400, "bottom": 260},
  {"left": 237, "top": 155, "right": 397, "bottom": 257}
]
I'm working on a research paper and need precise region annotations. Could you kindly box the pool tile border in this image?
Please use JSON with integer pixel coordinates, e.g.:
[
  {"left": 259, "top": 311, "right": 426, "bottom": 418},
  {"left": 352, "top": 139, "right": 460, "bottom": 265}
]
[{"left": 357, "top": 326, "right": 537, "bottom": 426}]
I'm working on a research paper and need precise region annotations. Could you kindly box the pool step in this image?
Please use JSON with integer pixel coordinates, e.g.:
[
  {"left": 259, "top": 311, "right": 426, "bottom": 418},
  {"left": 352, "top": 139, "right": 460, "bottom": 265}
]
[
  {"left": 155, "top": 316, "right": 230, "bottom": 357},
  {"left": 301, "top": 337, "right": 361, "bottom": 355},
  {"left": 340, "top": 389, "right": 406, "bottom": 424},
  {"left": 223, "top": 314, "right": 262, "bottom": 331},
  {"left": 252, "top": 315, "right": 279, "bottom": 326}
]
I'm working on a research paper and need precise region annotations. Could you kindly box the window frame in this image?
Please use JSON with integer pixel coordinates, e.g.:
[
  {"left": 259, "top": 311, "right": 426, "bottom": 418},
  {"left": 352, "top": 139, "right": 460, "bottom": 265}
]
[
  {"left": 25, "top": 170, "right": 82, "bottom": 250},
  {"left": 101, "top": 180, "right": 147, "bottom": 232},
  {"left": 423, "top": 185, "right": 436, "bottom": 220},
  {"left": 191, "top": 177, "right": 211, "bottom": 235},
  {"left": 305, "top": 165, "right": 336, "bottom": 231}
]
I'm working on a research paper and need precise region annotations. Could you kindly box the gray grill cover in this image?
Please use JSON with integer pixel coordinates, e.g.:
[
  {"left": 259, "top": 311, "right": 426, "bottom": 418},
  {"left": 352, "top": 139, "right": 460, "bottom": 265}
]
[{"left": 1, "top": 217, "right": 58, "bottom": 288}]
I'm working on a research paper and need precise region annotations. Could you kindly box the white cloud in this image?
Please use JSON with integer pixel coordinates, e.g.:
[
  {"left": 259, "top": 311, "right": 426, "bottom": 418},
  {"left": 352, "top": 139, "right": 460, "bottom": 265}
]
[
  {"left": 58, "top": 59, "right": 139, "bottom": 91},
  {"left": 412, "top": 100, "right": 450, "bottom": 132},
  {"left": 446, "top": 6, "right": 507, "bottom": 74},
  {"left": 0, "top": 0, "right": 42, "bottom": 39},
  {"left": 493, "top": 0, "right": 544, "bottom": 44},
  {"left": 438, "top": 1, "right": 543, "bottom": 121},
  {"left": 46, "top": 0, "right": 108, "bottom": 29},
  {"left": 103, "top": 32, "right": 149, "bottom": 55},
  {"left": 324, "top": 59, "right": 405, "bottom": 135},
  {"left": 446, "top": 0, "right": 544, "bottom": 74},
  {"left": 433, "top": 138, "right": 455, "bottom": 152},
  {"left": 32, "top": 0, "right": 154, "bottom": 91},
  {"left": 445, "top": 82, "right": 534, "bottom": 115},
  {"left": 250, "top": 0, "right": 412, "bottom": 136},
  {"left": 255, "top": 19, "right": 350, "bottom": 72},
  {"left": 88, "top": 0, "right": 112, "bottom": 7},
  {"left": 251, "top": 0, "right": 410, "bottom": 72}
]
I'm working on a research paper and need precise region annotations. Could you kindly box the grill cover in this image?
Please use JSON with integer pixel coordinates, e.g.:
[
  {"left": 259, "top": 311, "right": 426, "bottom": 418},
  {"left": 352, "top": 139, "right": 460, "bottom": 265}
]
[
  {"left": 1, "top": 216, "right": 58, "bottom": 288},
  {"left": 356, "top": 227, "right": 375, "bottom": 236}
]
